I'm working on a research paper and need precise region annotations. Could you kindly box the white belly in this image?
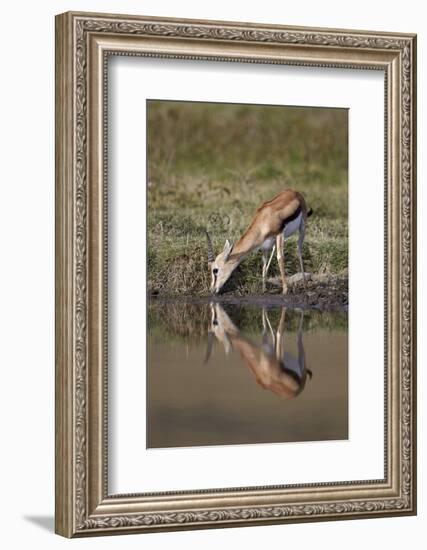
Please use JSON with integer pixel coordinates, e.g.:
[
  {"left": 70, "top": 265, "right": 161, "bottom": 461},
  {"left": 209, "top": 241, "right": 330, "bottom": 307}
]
[
  {"left": 283, "top": 212, "right": 302, "bottom": 239},
  {"left": 260, "top": 236, "right": 275, "bottom": 250},
  {"left": 259, "top": 212, "right": 302, "bottom": 250}
]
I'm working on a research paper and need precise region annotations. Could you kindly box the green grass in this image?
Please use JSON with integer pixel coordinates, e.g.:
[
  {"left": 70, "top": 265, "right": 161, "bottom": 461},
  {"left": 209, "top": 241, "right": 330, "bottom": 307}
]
[{"left": 147, "top": 101, "right": 348, "bottom": 296}]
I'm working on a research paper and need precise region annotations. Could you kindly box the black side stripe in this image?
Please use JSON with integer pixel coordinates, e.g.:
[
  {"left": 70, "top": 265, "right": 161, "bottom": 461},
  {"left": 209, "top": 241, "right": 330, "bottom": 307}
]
[{"left": 280, "top": 205, "right": 302, "bottom": 232}]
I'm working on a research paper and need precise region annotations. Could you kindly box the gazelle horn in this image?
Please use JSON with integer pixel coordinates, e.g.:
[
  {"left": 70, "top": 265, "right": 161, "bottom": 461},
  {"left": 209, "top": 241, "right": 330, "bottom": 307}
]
[
  {"left": 204, "top": 330, "right": 215, "bottom": 364},
  {"left": 205, "top": 230, "right": 214, "bottom": 263}
]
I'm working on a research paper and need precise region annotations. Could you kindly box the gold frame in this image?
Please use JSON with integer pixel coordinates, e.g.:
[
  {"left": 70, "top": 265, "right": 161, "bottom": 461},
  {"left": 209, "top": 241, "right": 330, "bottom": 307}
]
[{"left": 55, "top": 11, "right": 417, "bottom": 538}]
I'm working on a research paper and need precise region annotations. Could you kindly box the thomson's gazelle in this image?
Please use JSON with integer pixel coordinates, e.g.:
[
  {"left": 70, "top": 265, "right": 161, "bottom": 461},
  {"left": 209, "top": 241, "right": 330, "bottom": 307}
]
[{"left": 206, "top": 189, "right": 312, "bottom": 294}]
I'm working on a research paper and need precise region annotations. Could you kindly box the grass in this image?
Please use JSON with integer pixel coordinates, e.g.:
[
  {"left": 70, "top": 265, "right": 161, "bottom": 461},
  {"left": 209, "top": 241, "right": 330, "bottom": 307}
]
[{"left": 147, "top": 101, "right": 348, "bottom": 296}]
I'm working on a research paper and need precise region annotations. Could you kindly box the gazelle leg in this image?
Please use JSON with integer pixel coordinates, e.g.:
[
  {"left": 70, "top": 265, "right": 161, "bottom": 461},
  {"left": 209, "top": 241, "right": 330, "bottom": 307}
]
[
  {"left": 275, "top": 307, "right": 286, "bottom": 358},
  {"left": 276, "top": 233, "right": 288, "bottom": 294},
  {"left": 262, "top": 308, "right": 274, "bottom": 341},
  {"left": 261, "top": 251, "right": 268, "bottom": 292},
  {"left": 297, "top": 309, "right": 311, "bottom": 377},
  {"left": 262, "top": 246, "right": 276, "bottom": 292},
  {"left": 266, "top": 311, "right": 275, "bottom": 342},
  {"left": 266, "top": 244, "right": 276, "bottom": 274},
  {"left": 297, "top": 223, "right": 307, "bottom": 289},
  {"left": 297, "top": 307, "right": 304, "bottom": 333},
  {"left": 262, "top": 307, "right": 275, "bottom": 352},
  {"left": 262, "top": 307, "right": 267, "bottom": 334}
]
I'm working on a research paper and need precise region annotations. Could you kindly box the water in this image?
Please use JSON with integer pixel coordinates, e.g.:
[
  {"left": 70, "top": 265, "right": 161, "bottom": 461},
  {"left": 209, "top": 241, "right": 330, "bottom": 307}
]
[{"left": 147, "top": 301, "right": 348, "bottom": 449}]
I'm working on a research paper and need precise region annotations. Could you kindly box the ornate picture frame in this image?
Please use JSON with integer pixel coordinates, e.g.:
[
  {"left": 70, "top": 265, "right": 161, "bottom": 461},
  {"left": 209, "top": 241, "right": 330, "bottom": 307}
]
[{"left": 55, "top": 11, "right": 417, "bottom": 537}]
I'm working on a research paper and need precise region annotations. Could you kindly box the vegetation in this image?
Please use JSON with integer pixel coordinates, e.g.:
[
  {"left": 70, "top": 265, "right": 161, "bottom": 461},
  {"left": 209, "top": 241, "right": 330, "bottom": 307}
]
[
  {"left": 147, "top": 100, "right": 348, "bottom": 296},
  {"left": 148, "top": 301, "right": 348, "bottom": 346}
]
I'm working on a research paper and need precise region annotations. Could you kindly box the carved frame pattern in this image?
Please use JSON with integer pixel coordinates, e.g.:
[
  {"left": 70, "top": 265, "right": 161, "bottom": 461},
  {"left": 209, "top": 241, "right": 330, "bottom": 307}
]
[{"left": 55, "top": 11, "right": 416, "bottom": 538}]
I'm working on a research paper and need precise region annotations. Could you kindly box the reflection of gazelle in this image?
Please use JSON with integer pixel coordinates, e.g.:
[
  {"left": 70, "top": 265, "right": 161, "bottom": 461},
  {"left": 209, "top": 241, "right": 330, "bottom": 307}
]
[
  {"left": 206, "top": 189, "right": 313, "bottom": 295},
  {"left": 206, "top": 304, "right": 312, "bottom": 399}
]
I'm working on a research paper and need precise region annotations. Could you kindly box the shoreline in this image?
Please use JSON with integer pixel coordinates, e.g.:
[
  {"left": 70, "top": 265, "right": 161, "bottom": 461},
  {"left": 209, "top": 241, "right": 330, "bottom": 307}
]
[{"left": 149, "top": 275, "right": 348, "bottom": 312}]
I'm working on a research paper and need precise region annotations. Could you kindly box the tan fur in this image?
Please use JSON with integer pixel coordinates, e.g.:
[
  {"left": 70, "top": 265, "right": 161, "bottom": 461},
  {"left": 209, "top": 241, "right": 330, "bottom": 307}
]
[
  {"left": 232, "top": 189, "right": 308, "bottom": 257},
  {"left": 209, "top": 188, "right": 310, "bottom": 294},
  {"left": 208, "top": 304, "right": 310, "bottom": 400}
]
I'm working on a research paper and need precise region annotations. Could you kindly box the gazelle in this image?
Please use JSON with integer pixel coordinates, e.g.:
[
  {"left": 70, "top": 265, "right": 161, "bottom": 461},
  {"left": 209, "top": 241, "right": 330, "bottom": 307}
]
[
  {"left": 205, "top": 304, "right": 312, "bottom": 399},
  {"left": 206, "top": 189, "right": 312, "bottom": 294}
]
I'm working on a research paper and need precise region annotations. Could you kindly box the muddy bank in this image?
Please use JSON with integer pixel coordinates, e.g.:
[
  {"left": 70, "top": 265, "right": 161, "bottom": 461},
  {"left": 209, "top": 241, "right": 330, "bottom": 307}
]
[{"left": 150, "top": 274, "right": 348, "bottom": 312}]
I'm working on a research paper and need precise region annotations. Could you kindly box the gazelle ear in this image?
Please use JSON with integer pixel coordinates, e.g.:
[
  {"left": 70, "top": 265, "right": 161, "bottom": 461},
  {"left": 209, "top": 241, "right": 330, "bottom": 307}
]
[{"left": 223, "top": 239, "right": 234, "bottom": 262}]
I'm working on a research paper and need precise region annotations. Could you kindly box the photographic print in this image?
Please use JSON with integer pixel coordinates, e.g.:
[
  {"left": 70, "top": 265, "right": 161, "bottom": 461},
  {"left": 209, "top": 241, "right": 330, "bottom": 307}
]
[
  {"left": 56, "top": 12, "right": 416, "bottom": 536},
  {"left": 147, "top": 100, "right": 348, "bottom": 448}
]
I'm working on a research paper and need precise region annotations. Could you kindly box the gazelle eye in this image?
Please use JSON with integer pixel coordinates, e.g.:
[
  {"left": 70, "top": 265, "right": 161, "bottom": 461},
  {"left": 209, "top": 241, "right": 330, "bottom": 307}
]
[{"left": 213, "top": 268, "right": 218, "bottom": 275}]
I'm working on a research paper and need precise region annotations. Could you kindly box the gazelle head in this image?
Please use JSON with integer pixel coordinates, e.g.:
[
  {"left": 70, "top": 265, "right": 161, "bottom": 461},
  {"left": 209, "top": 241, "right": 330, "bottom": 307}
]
[
  {"left": 205, "top": 231, "right": 236, "bottom": 294},
  {"left": 205, "top": 303, "right": 239, "bottom": 362}
]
